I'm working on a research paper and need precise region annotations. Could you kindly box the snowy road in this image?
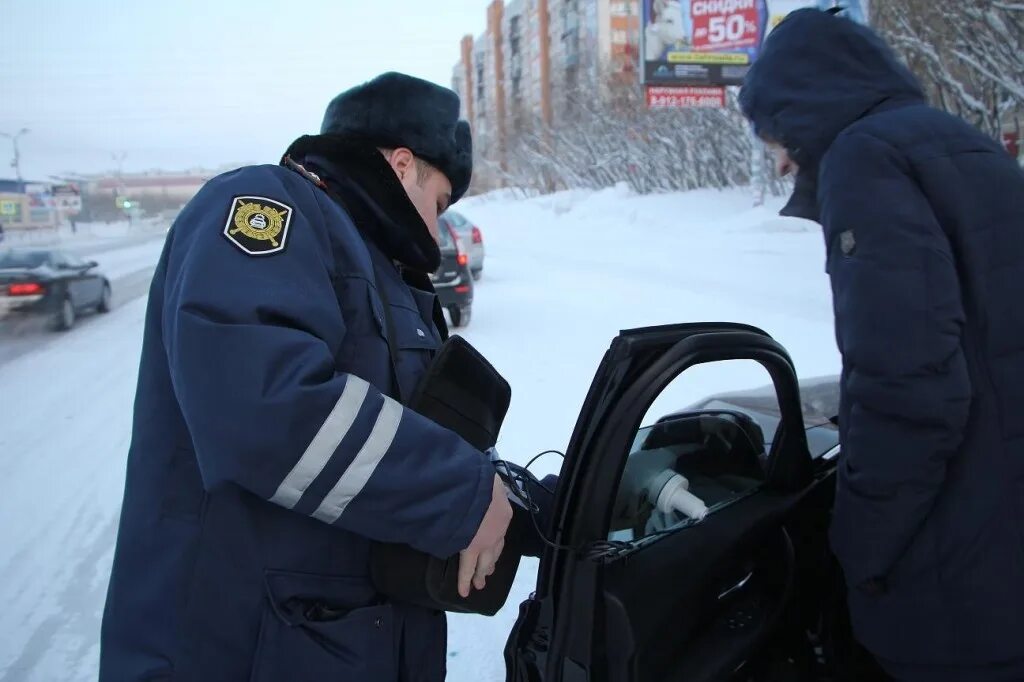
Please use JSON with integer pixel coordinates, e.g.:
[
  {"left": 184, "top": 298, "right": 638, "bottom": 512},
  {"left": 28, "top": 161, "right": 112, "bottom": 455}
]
[
  {"left": 0, "top": 235, "right": 166, "bottom": 369},
  {"left": 0, "top": 187, "right": 840, "bottom": 681}
]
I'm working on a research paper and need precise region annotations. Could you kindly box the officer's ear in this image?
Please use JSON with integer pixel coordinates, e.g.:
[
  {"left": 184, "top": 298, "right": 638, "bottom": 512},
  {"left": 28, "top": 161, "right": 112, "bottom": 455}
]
[{"left": 381, "top": 147, "right": 416, "bottom": 182}]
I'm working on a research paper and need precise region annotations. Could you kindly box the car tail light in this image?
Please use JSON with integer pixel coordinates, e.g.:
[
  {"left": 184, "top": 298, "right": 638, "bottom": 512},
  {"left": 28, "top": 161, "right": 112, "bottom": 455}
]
[
  {"left": 449, "top": 224, "right": 469, "bottom": 267},
  {"left": 471, "top": 227, "right": 482, "bottom": 244},
  {"left": 455, "top": 285, "right": 470, "bottom": 294},
  {"left": 8, "top": 283, "right": 44, "bottom": 296}
]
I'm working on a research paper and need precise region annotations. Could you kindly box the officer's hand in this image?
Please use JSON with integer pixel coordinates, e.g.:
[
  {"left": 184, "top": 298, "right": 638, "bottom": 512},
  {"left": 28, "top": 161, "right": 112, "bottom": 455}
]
[{"left": 458, "top": 474, "right": 513, "bottom": 598}]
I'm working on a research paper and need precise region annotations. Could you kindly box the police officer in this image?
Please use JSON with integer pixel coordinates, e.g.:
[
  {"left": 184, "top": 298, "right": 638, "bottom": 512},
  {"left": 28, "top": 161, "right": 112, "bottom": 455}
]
[{"left": 100, "top": 72, "right": 513, "bottom": 681}]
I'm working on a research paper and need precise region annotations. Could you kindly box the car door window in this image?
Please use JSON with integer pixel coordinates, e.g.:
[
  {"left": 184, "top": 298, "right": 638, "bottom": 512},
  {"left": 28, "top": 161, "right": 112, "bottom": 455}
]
[{"left": 609, "top": 360, "right": 781, "bottom": 543}]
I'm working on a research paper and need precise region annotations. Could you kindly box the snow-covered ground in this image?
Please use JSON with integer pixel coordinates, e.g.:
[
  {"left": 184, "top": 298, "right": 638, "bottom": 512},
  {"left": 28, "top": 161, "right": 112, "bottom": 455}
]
[
  {"left": 3, "top": 220, "right": 168, "bottom": 254},
  {"left": 85, "top": 240, "right": 166, "bottom": 281},
  {"left": 0, "top": 185, "right": 839, "bottom": 681}
]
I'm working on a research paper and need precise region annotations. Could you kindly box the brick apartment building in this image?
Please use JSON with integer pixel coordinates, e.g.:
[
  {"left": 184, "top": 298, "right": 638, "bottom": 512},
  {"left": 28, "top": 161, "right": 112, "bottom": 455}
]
[{"left": 452, "top": 0, "right": 641, "bottom": 186}]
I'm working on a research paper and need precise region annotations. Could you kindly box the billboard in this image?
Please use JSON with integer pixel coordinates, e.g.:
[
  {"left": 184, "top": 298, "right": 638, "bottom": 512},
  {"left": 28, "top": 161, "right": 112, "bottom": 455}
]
[
  {"left": 642, "top": 0, "right": 869, "bottom": 89},
  {"left": 642, "top": 0, "right": 769, "bottom": 87},
  {"left": 52, "top": 183, "right": 82, "bottom": 215},
  {"left": 23, "top": 184, "right": 57, "bottom": 226}
]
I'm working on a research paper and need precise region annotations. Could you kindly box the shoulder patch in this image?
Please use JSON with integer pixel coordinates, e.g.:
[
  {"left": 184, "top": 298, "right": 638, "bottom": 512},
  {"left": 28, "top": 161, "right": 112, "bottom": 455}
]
[{"left": 223, "top": 195, "right": 293, "bottom": 256}]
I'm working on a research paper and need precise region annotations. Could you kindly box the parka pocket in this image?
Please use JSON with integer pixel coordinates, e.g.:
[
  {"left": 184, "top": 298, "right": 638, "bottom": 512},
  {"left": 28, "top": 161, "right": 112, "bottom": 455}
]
[
  {"left": 368, "top": 289, "right": 439, "bottom": 399},
  {"left": 249, "top": 570, "right": 397, "bottom": 682}
]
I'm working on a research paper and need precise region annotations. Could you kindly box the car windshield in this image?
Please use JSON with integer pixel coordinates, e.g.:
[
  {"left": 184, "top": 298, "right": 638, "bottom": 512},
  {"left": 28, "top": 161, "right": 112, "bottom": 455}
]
[{"left": 0, "top": 251, "right": 50, "bottom": 269}]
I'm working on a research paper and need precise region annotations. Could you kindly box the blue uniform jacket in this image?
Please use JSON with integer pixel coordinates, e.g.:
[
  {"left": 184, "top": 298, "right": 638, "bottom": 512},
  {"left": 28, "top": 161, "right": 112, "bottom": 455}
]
[{"left": 100, "top": 162, "right": 493, "bottom": 681}]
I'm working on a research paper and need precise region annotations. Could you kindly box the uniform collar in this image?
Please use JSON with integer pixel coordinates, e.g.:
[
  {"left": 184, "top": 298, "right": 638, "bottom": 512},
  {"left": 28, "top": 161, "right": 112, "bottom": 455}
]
[{"left": 283, "top": 135, "right": 441, "bottom": 273}]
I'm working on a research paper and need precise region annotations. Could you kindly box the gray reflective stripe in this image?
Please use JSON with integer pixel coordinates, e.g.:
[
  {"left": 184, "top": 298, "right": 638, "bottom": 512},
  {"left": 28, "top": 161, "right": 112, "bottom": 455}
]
[
  {"left": 269, "top": 376, "right": 371, "bottom": 509},
  {"left": 312, "top": 396, "right": 404, "bottom": 524}
]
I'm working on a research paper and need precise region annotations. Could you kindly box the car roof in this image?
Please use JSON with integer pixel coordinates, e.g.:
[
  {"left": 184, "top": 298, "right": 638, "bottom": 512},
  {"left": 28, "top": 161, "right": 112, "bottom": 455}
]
[{"left": 2, "top": 248, "right": 56, "bottom": 259}]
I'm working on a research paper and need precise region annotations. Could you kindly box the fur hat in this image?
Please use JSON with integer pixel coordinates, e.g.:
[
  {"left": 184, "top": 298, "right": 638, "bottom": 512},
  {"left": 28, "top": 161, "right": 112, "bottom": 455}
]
[{"left": 321, "top": 72, "right": 473, "bottom": 202}]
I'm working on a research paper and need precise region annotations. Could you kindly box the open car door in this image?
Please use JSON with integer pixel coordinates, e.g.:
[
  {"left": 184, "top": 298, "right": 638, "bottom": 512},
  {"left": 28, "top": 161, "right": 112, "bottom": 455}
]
[{"left": 505, "top": 323, "right": 844, "bottom": 682}]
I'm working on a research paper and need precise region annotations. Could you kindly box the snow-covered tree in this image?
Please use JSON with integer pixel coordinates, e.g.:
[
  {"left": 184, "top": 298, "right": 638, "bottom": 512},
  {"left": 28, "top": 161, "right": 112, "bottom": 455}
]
[
  {"left": 875, "top": 0, "right": 1023, "bottom": 140},
  {"left": 473, "top": 63, "right": 759, "bottom": 196}
]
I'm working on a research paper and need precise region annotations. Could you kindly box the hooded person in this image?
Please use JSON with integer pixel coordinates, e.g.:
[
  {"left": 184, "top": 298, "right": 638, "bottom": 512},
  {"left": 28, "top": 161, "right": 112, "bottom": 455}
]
[
  {"left": 741, "top": 9, "right": 1024, "bottom": 681},
  {"left": 99, "top": 72, "right": 515, "bottom": 682}
]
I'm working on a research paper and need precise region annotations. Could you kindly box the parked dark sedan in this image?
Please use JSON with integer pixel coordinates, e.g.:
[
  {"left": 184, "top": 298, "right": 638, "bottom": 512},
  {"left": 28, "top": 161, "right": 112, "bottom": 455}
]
[
  {"left": 431, "top": 221, "right": 473, "bottom": 328},
  {"left": 0, "top": 248, "right": 112, "bottom": 330}
]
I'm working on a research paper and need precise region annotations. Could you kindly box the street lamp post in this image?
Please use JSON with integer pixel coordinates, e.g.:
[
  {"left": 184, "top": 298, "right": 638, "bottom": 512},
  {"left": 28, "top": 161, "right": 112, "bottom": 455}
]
[{"left": 0, "top": 128, "right": 30, "bottom": 182}]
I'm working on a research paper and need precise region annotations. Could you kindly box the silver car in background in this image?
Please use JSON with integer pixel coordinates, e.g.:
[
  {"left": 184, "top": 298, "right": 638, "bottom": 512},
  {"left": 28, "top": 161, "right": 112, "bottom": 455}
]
[{"left": 440, "top": 210, "right": 484, "bottom": 280}]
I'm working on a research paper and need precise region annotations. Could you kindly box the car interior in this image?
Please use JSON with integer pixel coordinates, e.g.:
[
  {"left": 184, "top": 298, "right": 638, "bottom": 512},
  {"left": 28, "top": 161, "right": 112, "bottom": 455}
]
[{"left": 611, "top": 411, "right": 769, "bottom": 542}]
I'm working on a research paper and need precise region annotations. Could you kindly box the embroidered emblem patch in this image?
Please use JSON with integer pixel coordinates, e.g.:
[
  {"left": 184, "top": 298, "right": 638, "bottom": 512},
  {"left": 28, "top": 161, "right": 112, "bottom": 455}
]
[{"left": 223, "top": 196, "right": 293, "bottom": 255}]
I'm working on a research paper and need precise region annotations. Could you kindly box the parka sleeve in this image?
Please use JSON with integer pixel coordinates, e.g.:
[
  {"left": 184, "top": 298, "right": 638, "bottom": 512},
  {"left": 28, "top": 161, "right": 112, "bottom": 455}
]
[{"left": 162, "top": 168, "right": 492, "bottom": 558}]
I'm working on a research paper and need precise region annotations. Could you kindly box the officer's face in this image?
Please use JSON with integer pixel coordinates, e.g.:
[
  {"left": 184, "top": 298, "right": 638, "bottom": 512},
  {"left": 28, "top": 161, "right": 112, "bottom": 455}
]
[{"left": 386, "top": 147, "right": 453, "bottom": 244}]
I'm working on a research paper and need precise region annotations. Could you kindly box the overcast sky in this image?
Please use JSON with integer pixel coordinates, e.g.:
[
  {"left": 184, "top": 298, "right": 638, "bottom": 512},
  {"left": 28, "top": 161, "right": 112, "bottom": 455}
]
[{"left": 1, "top": 0, "right": 491, "bottom": 180}]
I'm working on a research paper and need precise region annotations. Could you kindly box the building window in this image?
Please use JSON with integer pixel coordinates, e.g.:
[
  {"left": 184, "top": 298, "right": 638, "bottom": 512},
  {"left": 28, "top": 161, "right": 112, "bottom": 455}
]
[
  {"left": 510, "top": 15, "right": 521, "bottom": 55},
  {"left": 476, "top": 61, "right": 485, "bottom": 114}
]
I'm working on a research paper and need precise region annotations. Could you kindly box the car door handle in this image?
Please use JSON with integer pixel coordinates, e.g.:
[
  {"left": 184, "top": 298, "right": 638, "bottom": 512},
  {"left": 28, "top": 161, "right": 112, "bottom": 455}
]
[{"left": 717, "top": 570, "right": 754, "bottom": 601}]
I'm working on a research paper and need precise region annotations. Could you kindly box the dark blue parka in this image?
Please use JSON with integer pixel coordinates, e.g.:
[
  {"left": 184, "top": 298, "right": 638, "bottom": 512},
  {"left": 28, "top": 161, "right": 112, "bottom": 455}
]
[
  {"left": 742, "top": 10, "right": 1024, "bottom": 677},
  {"left": 100, "top": 144, "right": 494, "bottom": 681}
]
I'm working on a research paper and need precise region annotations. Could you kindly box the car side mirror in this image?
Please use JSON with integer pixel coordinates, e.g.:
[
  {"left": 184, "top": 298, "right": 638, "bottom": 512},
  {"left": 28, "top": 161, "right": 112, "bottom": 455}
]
[{"left": 84, "top": 261, "right": 98, "bottom": 270}]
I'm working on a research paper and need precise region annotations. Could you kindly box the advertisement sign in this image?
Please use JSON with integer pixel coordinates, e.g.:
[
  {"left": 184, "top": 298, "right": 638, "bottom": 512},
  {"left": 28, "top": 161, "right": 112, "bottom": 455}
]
[
  {"left": 647, "top": 85, "right": 726, "bottom": 108},
  {"left": 24, "top": 184, "right": 57, "bottom": 226},
  {"left": 692, "top": 0, "right": 761, "bottom": 50},
  {"left": 52, "top": 183, "right": 82, "bottom": 215},
  {"left": 642, "top": 0, "right": 769, "bottom": 88},
  {"left": 642, "top": 0, "right": 868, "bottom": 91}
]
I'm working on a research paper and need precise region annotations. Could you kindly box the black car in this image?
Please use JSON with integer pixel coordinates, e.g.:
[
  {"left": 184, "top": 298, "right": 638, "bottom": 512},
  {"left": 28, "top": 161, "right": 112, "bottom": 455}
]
[
  {"left": 504, "top": 324, "right": 879, "bottom": 682},
  {"left": 431, "top": 221, "right": 473, "bottom": 328},
  {"left": 0, "top": 248, "right": 112, "bottom": 330}
]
